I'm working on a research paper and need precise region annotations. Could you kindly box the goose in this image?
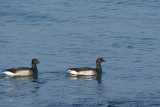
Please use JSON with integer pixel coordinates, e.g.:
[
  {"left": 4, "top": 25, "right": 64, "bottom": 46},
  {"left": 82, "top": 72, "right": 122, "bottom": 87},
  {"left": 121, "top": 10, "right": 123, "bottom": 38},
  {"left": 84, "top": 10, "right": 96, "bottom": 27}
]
[
  {"left": 67, "top": 57, "right": 105, "bottom": 75},
  {"left": 2, "top": 59, "right": 39, "bottom": 76}
]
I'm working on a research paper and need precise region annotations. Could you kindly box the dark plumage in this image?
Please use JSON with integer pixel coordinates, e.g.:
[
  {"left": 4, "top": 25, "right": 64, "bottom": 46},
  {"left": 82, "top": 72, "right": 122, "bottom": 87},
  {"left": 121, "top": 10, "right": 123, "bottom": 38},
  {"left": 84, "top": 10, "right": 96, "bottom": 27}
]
[
  {"left": 3, "top": 59, "right": 39, "bottom": 76},
  {"left": 67, "top": 57, "right": 106, "bottom": 75}
]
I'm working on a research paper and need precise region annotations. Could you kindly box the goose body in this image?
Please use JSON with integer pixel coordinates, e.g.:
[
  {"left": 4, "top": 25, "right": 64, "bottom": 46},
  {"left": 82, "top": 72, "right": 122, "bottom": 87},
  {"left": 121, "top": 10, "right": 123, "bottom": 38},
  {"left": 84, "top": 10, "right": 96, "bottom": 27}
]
[
  {"left": 67, "top": 58, "right": 105, "bottom": 75},
  {"left": 3, "top": 59, "right": 39, "bottom": 76},
  {"left": 67, "top": 67, "right": 97, "bottom": 75}
]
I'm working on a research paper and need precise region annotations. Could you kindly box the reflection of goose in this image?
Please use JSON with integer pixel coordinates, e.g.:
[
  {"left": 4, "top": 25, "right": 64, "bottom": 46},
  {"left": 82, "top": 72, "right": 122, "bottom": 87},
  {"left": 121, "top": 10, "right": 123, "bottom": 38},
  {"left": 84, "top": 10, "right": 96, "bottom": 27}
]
[
  {"left": 67, "top": 58, "right": 106, "bottom": 75},
  {"left": 2, "top": 59, "right": 39, "bottom": 76},
  {"left": 4, "top": 75, "right": 39, "bottom": 81},
  {"left": 67, "top": 74, "right": 102, "bottom": 84},
  {"left": 68, "top": 74, "right": 96, "bottom": 80}
]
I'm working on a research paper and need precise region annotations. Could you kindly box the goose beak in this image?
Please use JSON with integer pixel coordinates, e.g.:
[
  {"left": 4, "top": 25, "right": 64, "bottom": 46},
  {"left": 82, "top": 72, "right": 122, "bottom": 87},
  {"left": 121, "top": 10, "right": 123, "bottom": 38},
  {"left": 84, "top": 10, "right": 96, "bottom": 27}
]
[{"left": 103, "top": 59, "right": 106, "bottom": 62}]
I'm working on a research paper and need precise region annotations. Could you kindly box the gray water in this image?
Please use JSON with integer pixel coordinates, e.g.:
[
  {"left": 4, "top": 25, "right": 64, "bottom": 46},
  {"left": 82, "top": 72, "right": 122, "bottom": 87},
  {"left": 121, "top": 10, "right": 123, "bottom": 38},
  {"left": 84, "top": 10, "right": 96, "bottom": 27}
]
[{"left": 0, "top": 0, "right": 160, "bottom": 106}]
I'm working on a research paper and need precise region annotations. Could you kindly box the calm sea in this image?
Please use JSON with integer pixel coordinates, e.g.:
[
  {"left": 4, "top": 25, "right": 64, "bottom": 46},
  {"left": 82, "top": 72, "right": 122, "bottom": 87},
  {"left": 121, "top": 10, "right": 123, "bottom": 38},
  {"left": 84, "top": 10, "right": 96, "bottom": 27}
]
[{"left": 0, "top": 0, "right": 160, "bottom": 106}]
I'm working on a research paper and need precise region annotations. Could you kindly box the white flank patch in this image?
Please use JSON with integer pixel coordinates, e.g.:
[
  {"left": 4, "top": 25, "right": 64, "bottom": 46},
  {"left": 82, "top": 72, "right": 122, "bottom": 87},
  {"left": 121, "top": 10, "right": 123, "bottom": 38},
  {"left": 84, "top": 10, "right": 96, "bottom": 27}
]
[
  {"left": 67, "top": 70, "right": 78, "bottom": 75},
  {"left": 67, "top": 70, "right": 96, "bottom": 75},
  {"left": 3, "top": 71, "right": 15, "bottom": 76},
  {"left": 78, "top": 70, "right": 96, "bottom": 75},
  {"left": 14, "top": 70, "right": 32, "bottom": 76}
]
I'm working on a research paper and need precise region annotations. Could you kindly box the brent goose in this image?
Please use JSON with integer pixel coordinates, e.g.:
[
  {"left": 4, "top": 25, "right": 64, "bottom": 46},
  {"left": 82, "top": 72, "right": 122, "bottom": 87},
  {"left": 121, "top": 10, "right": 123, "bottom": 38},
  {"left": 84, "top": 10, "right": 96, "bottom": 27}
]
[
  {"left": 67, "top": 57, "right": 106, "bottom": 75},
  {"left": 3, "top": 59, "right": 39, "bottom": 76}
]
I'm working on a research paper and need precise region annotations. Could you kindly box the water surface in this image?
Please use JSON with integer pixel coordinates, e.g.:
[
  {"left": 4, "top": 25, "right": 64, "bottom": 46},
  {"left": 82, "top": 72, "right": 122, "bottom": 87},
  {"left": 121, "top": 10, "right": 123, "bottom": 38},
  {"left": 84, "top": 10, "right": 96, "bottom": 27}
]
[{"left": 0, "top": 0, "right": 160, "bottom": 106}]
